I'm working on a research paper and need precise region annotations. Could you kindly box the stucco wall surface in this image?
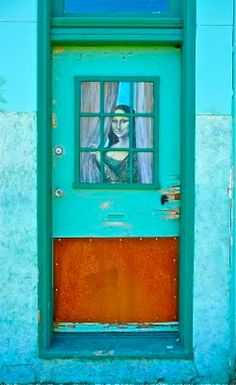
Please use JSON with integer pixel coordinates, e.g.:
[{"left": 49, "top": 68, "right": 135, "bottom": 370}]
[{"left": 0, "top": 0, "right": 235, "bottom": 384}]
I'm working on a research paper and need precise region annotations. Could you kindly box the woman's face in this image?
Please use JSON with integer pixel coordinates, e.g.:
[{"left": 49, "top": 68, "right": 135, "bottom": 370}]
[{"left": 111, "top": 108, "right": 129, "bottom": 139}]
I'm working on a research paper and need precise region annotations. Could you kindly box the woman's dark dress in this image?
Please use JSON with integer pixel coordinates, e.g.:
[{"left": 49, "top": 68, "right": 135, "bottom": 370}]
[{"left": 104, "top": 153, "right": 138, "bottom": 183}]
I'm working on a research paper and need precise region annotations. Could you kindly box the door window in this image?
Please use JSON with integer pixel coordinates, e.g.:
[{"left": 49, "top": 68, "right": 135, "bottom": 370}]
[{"left": 75, "top": 79, "right": 158, "bottom": 187}]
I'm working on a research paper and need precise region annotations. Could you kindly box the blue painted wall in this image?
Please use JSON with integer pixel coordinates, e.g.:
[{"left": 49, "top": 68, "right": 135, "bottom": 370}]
[
  {"left": 0, "top": 1, "right": 36, "bottom": 112},
  {"left": 0, "top": 0, "right": 235, "bottom": 383},
  {"left": 195, "top": 1, "right": 235, "bottom": 380}
]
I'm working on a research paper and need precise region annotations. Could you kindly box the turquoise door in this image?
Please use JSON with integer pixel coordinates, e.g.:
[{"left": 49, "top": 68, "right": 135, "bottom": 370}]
[{"left": 52, "top": 46, "right": 180, "bottom": 238}]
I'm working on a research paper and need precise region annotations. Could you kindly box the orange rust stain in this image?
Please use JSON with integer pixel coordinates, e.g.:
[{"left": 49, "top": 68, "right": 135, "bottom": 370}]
[
  {"left": 54, "top": 238, "right": 178, "bottom": 323},
  {"left": 173, "top": 193, "right": 180, "bottom": 201},
  {"left": 164, "top": 208, "right": 180, "bottom": 220},
  {"left": 53, "top": 46, "right": 65, "bottom": 53},
  {"left": 52, "top": 112, "right": 57, "bottom": 128}
]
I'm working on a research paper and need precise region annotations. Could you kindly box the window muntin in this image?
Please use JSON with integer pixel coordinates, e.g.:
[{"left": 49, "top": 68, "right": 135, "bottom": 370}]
[{"left": 74, "top": 78, "right": 159, "bottom": 188}]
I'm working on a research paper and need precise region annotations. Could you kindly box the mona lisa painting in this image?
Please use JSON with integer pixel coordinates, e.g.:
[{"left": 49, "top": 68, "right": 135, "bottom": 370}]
[{"left": 78, "top": 80, "right": 156, "bottom": 186}]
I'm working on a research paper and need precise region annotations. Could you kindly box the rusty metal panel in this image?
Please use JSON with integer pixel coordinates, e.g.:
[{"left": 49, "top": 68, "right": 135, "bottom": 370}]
[{"left": 54, "top": 237, "right": 178, "bottom": 323}]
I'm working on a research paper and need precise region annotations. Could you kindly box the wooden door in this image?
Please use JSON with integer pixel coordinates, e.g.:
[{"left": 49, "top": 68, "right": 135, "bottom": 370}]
[{"left": 52, "top": 46, "right": 180, "bottom": 330}]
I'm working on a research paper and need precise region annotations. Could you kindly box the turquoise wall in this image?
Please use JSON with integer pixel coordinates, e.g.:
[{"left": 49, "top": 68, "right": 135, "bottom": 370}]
[
  {"left": 194, "top": 0, "right": 235, "bottom": 381},
  {"left": 0, "top": 1, "right": 37, "bottom": 111},
  {"left": 0, "top": 0, "right": 235, "bottom": 383}
]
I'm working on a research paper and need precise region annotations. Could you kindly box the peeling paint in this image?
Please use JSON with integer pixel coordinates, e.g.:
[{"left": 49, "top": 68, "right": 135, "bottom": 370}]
[
  {"left": 102, "top": 221, "right": 133, "bottom": 228},
  {"left": 162, "top": 207, "right": 180, "bottom": 220},
  {"left": 99, "top": 200, "right": 113, "bottom": 209},
  {"left": 160, "top": 186, "right": 180, "bottom": 205},
  {"left": 52, "top": 112, "right": 57, "bottom": 128},
  {"left": 120, "top": 52, "right": 134, "bottom": 61},
  {"left": 54, "top": 321, "right": 178, "bottom": 333},
  {"left": 94, "top": 350, "right": 115, "bottom": 357},
  {"left": 78, "top": 52, "right": 92, "bottom": 61}
]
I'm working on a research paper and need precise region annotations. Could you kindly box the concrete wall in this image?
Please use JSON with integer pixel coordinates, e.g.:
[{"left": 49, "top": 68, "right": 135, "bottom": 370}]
[
  {"left": 194, "top": 0, "right": 235, "bottom": 381},
  {"left": 0, "top": 1, "right": 235, "bottom": 383}
]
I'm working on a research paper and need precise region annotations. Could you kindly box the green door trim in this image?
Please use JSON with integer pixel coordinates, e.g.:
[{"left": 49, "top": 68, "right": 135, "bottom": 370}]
[
  {"left": 50, "top": 27, "right": 183, "bottom": 45},
  {"left": 38, "top": 0, "right": 195, "bottom": 358},
  {"left": 230, "top": 1, "right": 236, "bottom": 374},
  {"left": 51, "top": 18, "right": 183, "bottom": 28},
  {"left": 179, "top": 0, "right": 195, "bottom": 353}
]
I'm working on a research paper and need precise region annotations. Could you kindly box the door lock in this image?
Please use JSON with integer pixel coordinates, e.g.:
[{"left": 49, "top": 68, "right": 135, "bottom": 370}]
[{"left": 54, "top": 146, "right": 64, "bottom": 156}]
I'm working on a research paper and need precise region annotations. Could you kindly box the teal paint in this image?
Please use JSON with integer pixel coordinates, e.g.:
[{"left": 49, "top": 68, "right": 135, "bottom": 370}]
[
  {"left": 179, "top": 0, "right": 195, "bottom": 354},
  {"left": 0, "top": 1, "right": 36, "bottom": 22},
  {"left": 196, "top": 26, "right": 233, "bottom": 115},
  {"left": 54, "top": 321, "right": 178, "bottom": 332},
  {"left": 194, "top": 115, "right": 232, "bottom": 382},
  {"left": 0, "top": 112, "right": 38, "bottom": 370},
  {"left": 197, "top": 0, "right": 233, "bottom": 25},
  {"left": 37, "top": 0, "right": 54, "bottom": 353},
  {"left": 0, "top": 0, "right": 235, "bottom": 384},
  {"left": 51, "top": 19, "right": 183, "bottom": 29},
  {"left": 230, "top": 0, "right": 236, "bottom": 380},
  {"left": 34, "top": 360, "right": 197, "bottom": 384},
  {"left": 52, "top": 47, "right": 180, "bottom": 237},
  {"left": 0, "top": 22, "right": 37, "bottom": 112}
]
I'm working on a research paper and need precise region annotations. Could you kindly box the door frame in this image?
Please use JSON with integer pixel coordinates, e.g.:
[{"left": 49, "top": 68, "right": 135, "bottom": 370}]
[{"left": 38, "top": 0, "right": 195, "bottom": 358}]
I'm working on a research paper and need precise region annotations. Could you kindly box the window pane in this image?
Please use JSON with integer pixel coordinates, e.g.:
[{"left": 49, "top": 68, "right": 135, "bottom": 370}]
[
  {"left": 80, "top": 151, "right": 101, "bottom": 183},
  {"left": 104, "top": 151, "right": 130, "bottom": 183},
  {"left": 75, "top": 78, "right": 158, "bottom": 187},
  {"left": 80, "top": 82, "right": 100, "bottom": 113},
  {"left": 65, "top": 0, "right": 169, "bottom": 14},
  {"left": 134, "top": 82, "right": 154, "bottom": 113},
  {"left": 105, "top": 116, "right": 130, "bottom": 147},
  {"left": 104, "top": 81, "right": 120, "bottom": 113},
  {"left": 135, "top": 117, "right": 153, "bottom": 148},
  {"left": 80, "top": 117, "right": 100, "bottom": 147},
  {"left": 134, "top": 152, "right": 153, "bottom": 183}
]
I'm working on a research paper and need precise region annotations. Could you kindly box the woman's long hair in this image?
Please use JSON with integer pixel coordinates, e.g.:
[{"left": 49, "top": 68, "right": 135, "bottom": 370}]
[{"left": 107, "top": 104, "right": 136, "bottom": 147}]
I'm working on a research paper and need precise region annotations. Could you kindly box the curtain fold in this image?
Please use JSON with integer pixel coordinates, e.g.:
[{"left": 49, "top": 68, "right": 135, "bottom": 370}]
[
  {"left": 135, "top": 82, "right": 153, "bottom": 183},
  {"left": 80, "top": 82, "right": 100, "bottom": 183},
  {"left": 104, "top": 82, "right": 119, "bottom": 145},
  {"left": 79, "top": 82, "right": 118, "bottom": 183}
]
